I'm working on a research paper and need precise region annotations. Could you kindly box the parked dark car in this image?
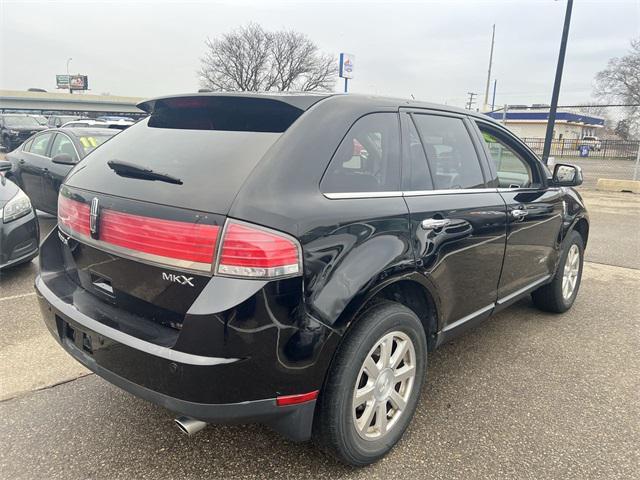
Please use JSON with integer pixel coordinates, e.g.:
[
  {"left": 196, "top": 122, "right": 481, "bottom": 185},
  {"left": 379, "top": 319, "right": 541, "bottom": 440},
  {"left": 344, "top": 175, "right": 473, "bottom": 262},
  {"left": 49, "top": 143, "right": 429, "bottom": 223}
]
[
  {"left": 47, "top": 115, "right": 85, "bottom": 128},
  {"left": 6, "top": 127, "right": 117, "bottom": 214},
  {"left": 0, "top": 160, "right": 39, "bottom": 270},
  {"left": 0, "top": 114, "right": 47, "bottom": 151},
  {"left": 35, "top": 94, "right": 588, "bottom": 466}
]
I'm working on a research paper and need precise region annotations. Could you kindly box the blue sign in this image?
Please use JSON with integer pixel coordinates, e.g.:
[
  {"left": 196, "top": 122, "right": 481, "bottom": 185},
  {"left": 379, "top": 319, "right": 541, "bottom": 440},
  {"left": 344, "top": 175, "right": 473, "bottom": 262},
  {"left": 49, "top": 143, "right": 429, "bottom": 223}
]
[{"left": 579, "top": 145, "right": 590, "bottom": 157}]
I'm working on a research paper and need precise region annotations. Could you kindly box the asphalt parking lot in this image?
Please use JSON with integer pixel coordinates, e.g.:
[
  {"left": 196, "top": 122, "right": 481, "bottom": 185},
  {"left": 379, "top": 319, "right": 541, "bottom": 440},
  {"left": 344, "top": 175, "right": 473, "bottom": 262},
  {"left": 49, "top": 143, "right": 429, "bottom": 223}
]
[{"left": 0, "top": 189, "right": 638, "bottom": 480}]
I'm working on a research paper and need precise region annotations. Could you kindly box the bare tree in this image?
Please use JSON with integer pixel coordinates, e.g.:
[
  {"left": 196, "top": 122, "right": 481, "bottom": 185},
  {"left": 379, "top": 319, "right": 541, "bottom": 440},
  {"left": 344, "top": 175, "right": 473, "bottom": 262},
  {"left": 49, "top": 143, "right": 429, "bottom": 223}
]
[
  {"left": 594, "top": 38, "right": 640, "bottom": 138},
  {"left": 198, "top": 24, "right": 337, "bottom": 92}
]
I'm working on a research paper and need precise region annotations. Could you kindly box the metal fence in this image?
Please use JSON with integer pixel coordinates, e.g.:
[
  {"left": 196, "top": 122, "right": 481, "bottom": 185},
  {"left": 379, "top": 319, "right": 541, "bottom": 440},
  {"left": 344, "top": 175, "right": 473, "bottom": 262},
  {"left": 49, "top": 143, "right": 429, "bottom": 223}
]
[
  {"left": 521, "top": 137, "right": 639, "bottom": 160},
  {"left": 520, "top": 137, "right": 640, "bottom": 189}
]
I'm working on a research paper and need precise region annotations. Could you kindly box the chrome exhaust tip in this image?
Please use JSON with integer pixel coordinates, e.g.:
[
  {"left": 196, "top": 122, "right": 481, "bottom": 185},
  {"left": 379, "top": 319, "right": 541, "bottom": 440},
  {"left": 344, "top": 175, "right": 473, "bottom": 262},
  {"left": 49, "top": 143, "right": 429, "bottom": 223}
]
[{"left": 174, "top": 416, "right": 208, "bottom": 436}]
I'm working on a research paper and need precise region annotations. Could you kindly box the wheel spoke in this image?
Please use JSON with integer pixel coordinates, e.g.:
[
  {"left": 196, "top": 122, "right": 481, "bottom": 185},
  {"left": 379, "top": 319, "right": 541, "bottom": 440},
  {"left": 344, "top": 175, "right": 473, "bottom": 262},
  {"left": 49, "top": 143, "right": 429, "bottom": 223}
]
[
  {"left": 376, "top": 402, "right": 388, "bottom": 435},
  {"left": 389, "top": 339, "right": 408, "bottom": 369},
  {"left": 389, "top": 390, "right": 407, "bottom": 411},
  {"left": 394, "top": 364, "right": 415, "bottom": 383},
  {"left": 379, "top": 337, "right": 392, "bottom": 368},
  {"left": 364, "top": 355, "right": 380, "bottom": 377},
  {"left": 357, "top": 402, "right": 376, "bottom": 433},
  {"left": 353, "top": 384, "right": 375, "bottom": 408}
]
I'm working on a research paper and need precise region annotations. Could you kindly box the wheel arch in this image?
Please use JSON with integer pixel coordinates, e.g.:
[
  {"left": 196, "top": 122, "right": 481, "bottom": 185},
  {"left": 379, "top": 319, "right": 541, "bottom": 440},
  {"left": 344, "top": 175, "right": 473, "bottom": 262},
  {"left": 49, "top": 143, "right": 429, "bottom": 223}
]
[{"left": 332, "top": 272, "right": 441, "bottom": 352}]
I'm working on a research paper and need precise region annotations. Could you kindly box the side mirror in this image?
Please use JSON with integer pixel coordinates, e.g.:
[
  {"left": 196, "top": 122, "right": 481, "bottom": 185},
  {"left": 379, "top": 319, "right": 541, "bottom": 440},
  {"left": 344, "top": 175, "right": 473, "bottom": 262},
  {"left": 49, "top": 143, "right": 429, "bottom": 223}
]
[
  {"left": 52, "top": 153, "right": 77, "bottom": 165},
  {"left": 553, "top": 163, "right": 583, "bottom": 187},
  {"left": 0, "top": 160, "right": 11, "bottom": 172}
]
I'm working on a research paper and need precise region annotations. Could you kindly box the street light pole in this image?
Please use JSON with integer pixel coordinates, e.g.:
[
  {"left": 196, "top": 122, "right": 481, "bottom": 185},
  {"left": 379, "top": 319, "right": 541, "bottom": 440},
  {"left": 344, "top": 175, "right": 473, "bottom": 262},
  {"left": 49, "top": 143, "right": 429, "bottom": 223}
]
[
  {"left": 66, "top": 57, "right": 73, "bottom": 94},
  {"left": 542, "top": 0, "right": 573, "bottom": 164}
]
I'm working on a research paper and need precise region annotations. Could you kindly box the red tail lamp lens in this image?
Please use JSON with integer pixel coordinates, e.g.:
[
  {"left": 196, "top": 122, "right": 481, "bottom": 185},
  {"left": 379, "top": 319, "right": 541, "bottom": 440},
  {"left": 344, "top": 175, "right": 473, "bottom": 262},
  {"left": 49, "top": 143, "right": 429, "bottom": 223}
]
[
  {"left": 276, "top": 390, "right": 319, "bottom": 407},
  {"left": 99, "top": 210, "right": 219, "bottom": 265},
  {"left": 58, "top": 195, "right": 90, "bottom": 237},
  {"left": 217, "top": 221, "right": 301, "bottom": 278}
]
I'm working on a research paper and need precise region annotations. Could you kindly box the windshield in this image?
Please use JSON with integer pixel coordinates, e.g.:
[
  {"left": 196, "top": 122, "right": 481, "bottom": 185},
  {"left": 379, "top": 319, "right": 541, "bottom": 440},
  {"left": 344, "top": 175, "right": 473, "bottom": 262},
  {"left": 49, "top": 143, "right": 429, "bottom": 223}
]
[{"left": 4, "top": 116, "right": 40, "bottom": 127}]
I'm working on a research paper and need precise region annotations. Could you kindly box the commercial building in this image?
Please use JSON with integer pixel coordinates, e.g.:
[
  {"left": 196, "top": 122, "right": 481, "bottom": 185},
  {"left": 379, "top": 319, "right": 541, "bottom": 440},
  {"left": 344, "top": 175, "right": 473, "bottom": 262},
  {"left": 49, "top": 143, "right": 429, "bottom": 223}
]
[{"left": 486, "top": 107, "right": 605, "bottom": 140}]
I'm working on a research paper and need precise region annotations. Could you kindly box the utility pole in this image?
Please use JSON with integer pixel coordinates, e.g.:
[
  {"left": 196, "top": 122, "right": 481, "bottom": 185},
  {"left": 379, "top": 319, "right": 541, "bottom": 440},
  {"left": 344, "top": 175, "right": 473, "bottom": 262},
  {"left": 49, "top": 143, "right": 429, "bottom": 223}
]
[
  {"left": 542, "top": 0, "right": 573, "bottom": 164},
  {"left": 466, "top": 92, "right": 477, "bottom": 111},
  {"left": 491, "top": 79, "right": 497, "bottom": 111},
  {"left": 482, "top": 24, "right": 496, "bottom": 112},
  {"left": 66, "top": 57, "right": 73, "bottom": 94}
]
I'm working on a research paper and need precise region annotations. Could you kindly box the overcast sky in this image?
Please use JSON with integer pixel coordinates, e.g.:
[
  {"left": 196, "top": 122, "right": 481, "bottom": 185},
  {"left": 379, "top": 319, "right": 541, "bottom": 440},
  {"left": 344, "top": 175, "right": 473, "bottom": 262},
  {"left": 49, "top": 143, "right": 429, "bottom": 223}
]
[{"left": 1, "top": 0, "right": 638, "bottom": 108}]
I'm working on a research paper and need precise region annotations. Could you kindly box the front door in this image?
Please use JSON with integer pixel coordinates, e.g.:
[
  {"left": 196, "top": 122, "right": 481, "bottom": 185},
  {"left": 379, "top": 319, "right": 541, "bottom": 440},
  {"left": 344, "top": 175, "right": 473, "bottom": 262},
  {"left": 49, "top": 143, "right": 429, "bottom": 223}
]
[
  {"left": 401, "top": 111, "right": 507, "bottom": 334},
  {"left": 17, "top": 131, "right": 54, "bottom": 210},
  {"left": 473, "top": 120, "right": 564, "bottom": 304},
  {"left": 43, "top": 133, "right": 79, "bottom": 213}
]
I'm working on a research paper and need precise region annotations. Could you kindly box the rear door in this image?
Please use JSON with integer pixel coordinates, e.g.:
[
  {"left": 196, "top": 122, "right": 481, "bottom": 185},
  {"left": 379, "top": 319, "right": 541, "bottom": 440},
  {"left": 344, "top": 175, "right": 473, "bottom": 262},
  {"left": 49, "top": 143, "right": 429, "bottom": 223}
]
[
  {"left": 18, "top": 131, "right": 54, "bottom": 209},
  {"left": 401, "top": 110, "right": 507, "bottom": 335},
  {"left": 472, "top": 120, "right": 564, "bottom": 304}
]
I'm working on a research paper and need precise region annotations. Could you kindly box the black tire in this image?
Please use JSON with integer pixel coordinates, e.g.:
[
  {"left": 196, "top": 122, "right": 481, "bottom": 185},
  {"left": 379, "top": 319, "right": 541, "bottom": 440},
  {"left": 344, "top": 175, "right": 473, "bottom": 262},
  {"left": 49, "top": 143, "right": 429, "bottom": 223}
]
[
  {"left": 314, "top": 301, "right": 427, "bottom": 466},
  {"left": 532, "top": 230, "right": 584, "bottom": 313}
]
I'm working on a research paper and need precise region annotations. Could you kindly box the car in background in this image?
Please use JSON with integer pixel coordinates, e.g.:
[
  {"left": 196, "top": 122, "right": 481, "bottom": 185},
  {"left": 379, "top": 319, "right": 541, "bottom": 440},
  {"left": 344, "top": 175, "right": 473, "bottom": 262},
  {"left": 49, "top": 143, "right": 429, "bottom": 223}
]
[
  {"left": 579, "top": 135, "right": 602, "bottom": 151},
  {"left": 0, "top": 114, "right": 47, "bottom": 151},
  {"left": 0, "top": 160, "right": 39, "bottom": 270},
  {"left": 62, "top": 118, "right": 134, "bottom": 130},
  {"left": 47, "top": 115, "right": 86, "bottom": 128},
  {"left": 32, "top": 114, "right": 49, "bottom": 126},
  {"left": 96, "top": 115, "right": 135, "bottom": 123},
  {"left": 5, "top": 127, "right": 117, "bottom": 214}
]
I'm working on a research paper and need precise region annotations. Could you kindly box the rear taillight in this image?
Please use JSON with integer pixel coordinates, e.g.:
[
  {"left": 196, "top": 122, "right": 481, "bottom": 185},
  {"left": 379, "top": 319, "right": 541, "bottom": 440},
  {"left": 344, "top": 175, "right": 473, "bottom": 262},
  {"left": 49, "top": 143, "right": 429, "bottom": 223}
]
[
  {"left": 216, "top": 221, "right": 302, "bottom": 279},
  {"left": 58, "top": 195, "right": 91, "bottom": 237},
  {"left": 57, "top": 195, "right": 302, "bottom": 278}
]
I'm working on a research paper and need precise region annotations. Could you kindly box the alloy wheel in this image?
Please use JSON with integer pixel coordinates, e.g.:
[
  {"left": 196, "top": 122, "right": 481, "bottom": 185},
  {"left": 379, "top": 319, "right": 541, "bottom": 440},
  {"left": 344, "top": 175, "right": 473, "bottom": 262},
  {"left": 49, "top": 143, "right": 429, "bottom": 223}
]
[
  {"left": 562, "top": 244, "right": 580, "bottom": 300},
  {"left": 352, "top": 331, "right": 416, "bottom": 440}
]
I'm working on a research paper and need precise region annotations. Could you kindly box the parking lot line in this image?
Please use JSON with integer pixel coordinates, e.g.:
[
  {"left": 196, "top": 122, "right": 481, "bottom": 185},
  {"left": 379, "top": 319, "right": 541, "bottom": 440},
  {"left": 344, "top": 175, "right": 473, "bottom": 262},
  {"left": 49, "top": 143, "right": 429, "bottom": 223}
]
[{"left": 0, "top": 292, "right": 36, "bottom": 302}]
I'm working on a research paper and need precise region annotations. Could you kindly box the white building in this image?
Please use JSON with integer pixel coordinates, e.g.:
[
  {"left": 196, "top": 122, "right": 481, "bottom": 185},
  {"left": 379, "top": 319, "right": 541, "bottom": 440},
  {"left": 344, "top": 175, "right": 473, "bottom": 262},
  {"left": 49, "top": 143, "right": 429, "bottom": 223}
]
[{"left": 486, "top": 108, "right": 605, "bottom": 140}]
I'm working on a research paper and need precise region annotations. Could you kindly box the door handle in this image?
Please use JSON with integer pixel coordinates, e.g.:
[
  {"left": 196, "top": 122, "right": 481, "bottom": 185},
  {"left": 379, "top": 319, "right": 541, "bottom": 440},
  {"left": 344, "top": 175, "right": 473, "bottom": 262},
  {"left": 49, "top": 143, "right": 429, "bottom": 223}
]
[
  {"left": 421, "top": 218, "right": 451, "bottom": 230},
  {"left": 510, "top": 209, "right": 528, "bottom": 220}
]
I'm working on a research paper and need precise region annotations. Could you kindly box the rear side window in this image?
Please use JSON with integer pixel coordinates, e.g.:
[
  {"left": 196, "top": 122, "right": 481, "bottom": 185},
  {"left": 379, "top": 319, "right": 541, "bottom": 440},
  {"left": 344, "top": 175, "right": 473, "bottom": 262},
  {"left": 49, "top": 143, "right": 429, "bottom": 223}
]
[
  {"left": 321, "top": 113, "right": 401, "bottom": 193},
  {"left": 412, "top": 114, "right": 485, "bottom": 190}
]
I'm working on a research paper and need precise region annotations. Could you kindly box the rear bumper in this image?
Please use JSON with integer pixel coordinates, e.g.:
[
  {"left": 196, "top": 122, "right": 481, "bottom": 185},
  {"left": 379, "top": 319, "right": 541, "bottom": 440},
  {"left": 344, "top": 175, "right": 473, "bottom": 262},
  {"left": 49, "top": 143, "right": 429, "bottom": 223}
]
[{"left": 35, "top": 274, "right": 318, "bottom": 441}]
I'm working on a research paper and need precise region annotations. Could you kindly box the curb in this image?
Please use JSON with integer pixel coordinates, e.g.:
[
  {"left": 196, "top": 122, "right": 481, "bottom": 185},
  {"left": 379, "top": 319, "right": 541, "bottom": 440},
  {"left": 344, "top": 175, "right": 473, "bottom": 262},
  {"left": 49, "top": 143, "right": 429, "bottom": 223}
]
[{"left": 596, "top": 178, "right": 640, "bottom": 194}]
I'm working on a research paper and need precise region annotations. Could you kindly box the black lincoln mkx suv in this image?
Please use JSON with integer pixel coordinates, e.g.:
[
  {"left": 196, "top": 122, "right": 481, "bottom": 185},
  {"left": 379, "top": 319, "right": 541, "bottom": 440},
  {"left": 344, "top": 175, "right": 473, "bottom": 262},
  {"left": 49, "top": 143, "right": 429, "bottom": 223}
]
[{"left": 36, "top": 93, "right": 588, "bottom": 466}]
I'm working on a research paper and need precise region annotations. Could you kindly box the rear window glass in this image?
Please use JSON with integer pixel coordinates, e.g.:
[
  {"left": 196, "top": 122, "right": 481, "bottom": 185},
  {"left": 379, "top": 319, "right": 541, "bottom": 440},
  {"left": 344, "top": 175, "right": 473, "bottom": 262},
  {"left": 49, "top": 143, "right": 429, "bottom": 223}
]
[{"left": 147, "top": 97, "right": 304, "bottom": 133}]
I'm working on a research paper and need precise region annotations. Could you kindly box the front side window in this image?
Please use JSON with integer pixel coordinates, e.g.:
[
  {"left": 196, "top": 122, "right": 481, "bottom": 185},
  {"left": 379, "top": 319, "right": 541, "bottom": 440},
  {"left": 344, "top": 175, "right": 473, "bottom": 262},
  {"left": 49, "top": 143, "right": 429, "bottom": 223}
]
[
  {"left": 28, "top": 132, "right": 53, "bottom": 156},
  {"left": 321, "top": 113, "right": 401, "bottom": 193},
  {"left": 477, "top": 123, "right": 535, "bottom": 188},
  {"left": 50, "top": 134, "right": 79, "bottom": 162},
  {"left": 412, "top": 114, "right": 485, "bottom": 190}
]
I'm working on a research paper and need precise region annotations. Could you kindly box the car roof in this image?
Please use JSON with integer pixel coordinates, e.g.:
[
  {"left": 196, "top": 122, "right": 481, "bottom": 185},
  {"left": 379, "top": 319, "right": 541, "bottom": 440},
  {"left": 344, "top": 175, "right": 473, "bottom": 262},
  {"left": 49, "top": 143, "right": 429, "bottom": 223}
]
[{"left": 57, "top": 127, "right": 119, "bottom": 137}]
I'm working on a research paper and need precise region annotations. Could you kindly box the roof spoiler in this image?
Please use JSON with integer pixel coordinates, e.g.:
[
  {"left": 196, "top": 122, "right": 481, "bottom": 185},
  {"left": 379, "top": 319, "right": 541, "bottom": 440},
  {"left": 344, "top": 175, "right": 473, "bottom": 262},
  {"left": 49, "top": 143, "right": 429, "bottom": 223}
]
[{"left": 137, "top": 93, "right": 331, "bottom": 114}]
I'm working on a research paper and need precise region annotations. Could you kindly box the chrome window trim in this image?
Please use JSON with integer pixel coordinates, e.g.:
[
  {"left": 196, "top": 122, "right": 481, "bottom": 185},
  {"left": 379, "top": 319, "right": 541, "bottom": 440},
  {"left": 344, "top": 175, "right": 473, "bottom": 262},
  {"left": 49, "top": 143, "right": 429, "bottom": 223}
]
[
  {"left": 323, "top": 188, "right": 499, "bottom": 199},
  {"left": 323, "top": 191, "right": 404, "bottom": 200},
  {"left": 403, "top": 188, "right": 499, "bottom": 196}
]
